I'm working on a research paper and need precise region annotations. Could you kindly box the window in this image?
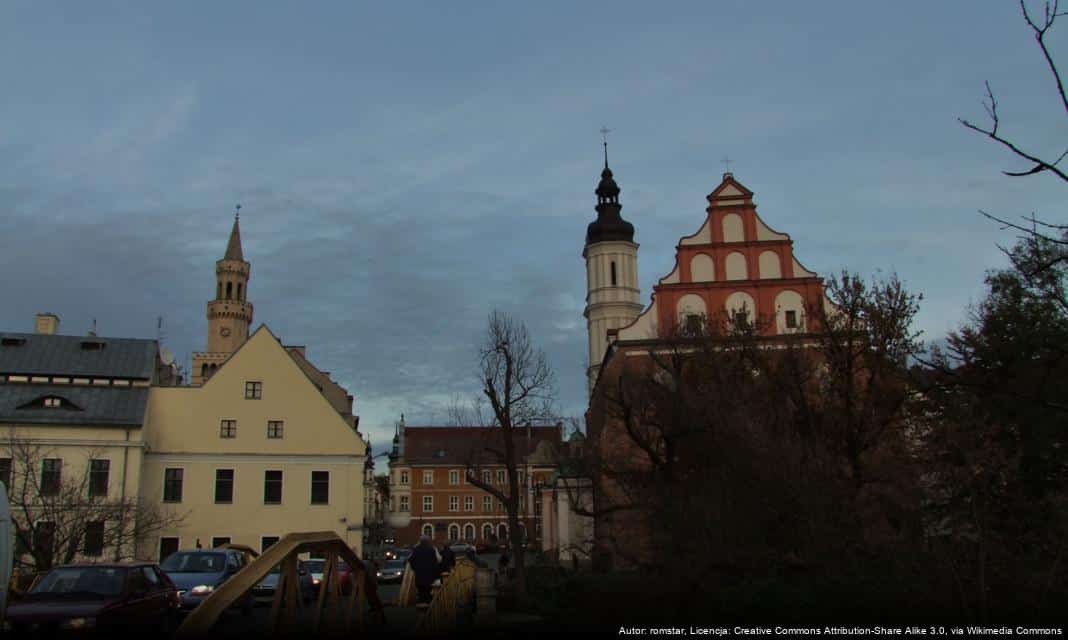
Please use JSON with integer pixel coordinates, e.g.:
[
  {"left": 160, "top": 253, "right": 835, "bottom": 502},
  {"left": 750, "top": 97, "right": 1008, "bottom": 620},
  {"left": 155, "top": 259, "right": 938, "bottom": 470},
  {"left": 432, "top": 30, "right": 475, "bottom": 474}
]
[
  {"left": 785, "top": 310, "right": 798, "bottom": 329},
  {"left": 448, "top": 524, "right": 460, "bottom": 541},
  {"left": 83, "top": 521, "right": 105, "bottom": 556},
  {"left": 89, "top": 459, "right": 109, "bottom": 498},
  {"left": 482, "top": 523, "right": 493, "bottom": 540},
  {"left": 464, "top": 523, "right": 475, "bottom": 541},
  {"left": 464, "top": 496, "right": 474, "bottom": 512},
  {"left": 449, "top": 496, "right": 459, "bottom": 512},
  {"left": 261, "top": 536, "right": 280, "bottom": 553},
  {"left": 43, "top": 397, "right": 61, "bottom": 408},
  {"left": 212, "top": 536, "right": 231, "bottom": 549},
  {"left": 40, "top": 459, "right": 61, "bottom": 496},
  {"left": 159, "top": 537, "right": 179, "bottom": 563},
  {"left": 496, "top": 470, "right": 505, "bottom": 485},
  {"left": 482, "top": 470, "right": 491, "bottom": 484},
  {"left": 423, "top": 470, "right": 433, "bottom": 485},
  {"left": 684, "top": 313, "right": 703, "bottom": 335},
  {"left": 449, "top": 470, "right": 459, "bottom": 485},
  {"left": 267, "top": 420, "right": 284, "bottom": 439},
  {"left": 163, "top": 468, "right": 183, "bottom": 503},
  {"left": 33, "top": 521, "right": 56, "bottom": 564},
  {"left": 215, "top": 469, "right": 234, "bottom": 504},
  {"left": 219, "top": 420, "right": 237, "bottom": 438},
  {"left": 611, "top": 261, "right": 617, "bottom": 286},
  {"left": 244, "top": 381, "right": 262, "bottom": 399},
  {"left": 422, "top": 495, "right": 433, "bottom": 512},
  {"left": 399, "top": 495, "right": 410, "bottom": 512},
  {"left": 264, "top": 470, "right": 283, "bottom": 504},
  {"left": 311, "top": 471, "right": 329, "bottom": 504},
  {"left": 421, "top": 524, "right": 433, "bottom": 538},
  {"left": 0, "top": 457, "right": 12, "bottom": 490},
  {"left": 482, "top": 496, "right": 492, "bottom": 513},
  {"left": 732, "top": 309, "right": 750, "bottom": 331},
  {"left": 400, "top": 470, "right": 409, "bottom": 484}
]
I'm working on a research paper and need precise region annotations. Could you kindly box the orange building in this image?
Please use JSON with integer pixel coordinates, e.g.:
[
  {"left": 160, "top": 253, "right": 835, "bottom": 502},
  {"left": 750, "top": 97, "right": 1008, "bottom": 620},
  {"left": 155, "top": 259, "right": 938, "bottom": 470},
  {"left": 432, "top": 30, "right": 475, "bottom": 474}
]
[{"left": 384, "top": 421, "right": 562, "bottom": 548}]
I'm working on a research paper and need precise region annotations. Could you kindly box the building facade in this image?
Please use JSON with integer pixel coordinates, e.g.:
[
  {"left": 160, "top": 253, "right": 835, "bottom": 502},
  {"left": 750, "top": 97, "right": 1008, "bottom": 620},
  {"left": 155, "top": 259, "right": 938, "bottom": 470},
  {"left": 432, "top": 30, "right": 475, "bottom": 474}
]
[
  {"left": 586, "top": 170, "right": 834, "bottom": 569},
  {"left": 385, "top": 421, "right": 562, "bottom": 548}
]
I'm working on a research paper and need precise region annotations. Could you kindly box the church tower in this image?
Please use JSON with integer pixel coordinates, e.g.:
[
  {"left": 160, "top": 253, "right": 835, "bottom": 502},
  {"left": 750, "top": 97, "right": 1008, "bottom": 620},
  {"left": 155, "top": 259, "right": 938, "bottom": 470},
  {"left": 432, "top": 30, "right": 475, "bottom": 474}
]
[
  {"left": 584, "top": 143, "right": 642, "bottom": 397},
  {"left": 191, "top": 208, "right": 254, "bottom": 386}
]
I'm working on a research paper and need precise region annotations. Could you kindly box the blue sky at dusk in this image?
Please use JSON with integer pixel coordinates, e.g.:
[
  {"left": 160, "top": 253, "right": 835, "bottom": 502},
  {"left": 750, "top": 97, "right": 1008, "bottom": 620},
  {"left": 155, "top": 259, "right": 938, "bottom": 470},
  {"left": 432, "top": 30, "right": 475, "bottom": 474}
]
[{"left": 2, "top": 1, "right": 1065, "bottom": 453}]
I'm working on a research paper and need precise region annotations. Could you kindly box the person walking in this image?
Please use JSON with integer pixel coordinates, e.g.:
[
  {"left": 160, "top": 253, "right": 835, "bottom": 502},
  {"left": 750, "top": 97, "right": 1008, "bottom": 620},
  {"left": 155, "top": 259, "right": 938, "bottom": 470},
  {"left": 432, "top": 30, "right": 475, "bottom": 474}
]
[
  {"left": 439, "top": 540, "right": 456, "bottom": 574},
  {"left": 407, "top": 535, "right": 442, "bottom": 605}
]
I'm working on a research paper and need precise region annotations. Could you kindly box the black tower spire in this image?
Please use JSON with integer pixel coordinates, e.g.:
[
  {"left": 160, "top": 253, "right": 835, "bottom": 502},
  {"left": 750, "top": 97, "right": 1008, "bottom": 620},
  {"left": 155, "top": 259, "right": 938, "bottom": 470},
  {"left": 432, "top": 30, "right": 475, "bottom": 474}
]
[{"left": 586, "top": 129, "right": 634, "bottom": 246}]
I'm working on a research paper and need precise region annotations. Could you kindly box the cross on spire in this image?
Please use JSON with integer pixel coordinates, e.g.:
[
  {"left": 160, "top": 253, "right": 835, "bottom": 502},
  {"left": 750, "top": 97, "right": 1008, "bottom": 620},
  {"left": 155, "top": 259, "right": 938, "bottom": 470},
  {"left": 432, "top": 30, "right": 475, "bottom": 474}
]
[
  {"left": 600, "top": 126, "right": 611, "bottom": 168},
  {"left": 234, "top": 203, "right": 242, "bottom": 220},
  {"left": 722, "top": 155, "right": 733, "bottom": 175}
]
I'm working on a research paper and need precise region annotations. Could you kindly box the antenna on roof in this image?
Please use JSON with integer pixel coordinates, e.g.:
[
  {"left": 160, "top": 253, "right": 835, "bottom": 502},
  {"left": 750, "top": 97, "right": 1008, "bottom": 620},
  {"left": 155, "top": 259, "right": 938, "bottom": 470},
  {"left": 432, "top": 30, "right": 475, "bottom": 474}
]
[
  {"left": 88, "top": 318, "right": 97, "bottom": 337},
  {"left": 157, "top": 316, "right": 167, "bottom": 344}
]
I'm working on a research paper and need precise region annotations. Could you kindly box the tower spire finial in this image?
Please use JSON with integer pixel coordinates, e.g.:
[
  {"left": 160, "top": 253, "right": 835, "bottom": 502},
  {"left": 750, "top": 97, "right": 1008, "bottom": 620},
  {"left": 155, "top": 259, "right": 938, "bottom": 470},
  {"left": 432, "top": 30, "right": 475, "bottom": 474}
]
[
  {"left": 600, "top": 126, "right": 611, "bottom": 169},
  {"left": 235, "top": 203, "right": 241, "bottom": 221}
]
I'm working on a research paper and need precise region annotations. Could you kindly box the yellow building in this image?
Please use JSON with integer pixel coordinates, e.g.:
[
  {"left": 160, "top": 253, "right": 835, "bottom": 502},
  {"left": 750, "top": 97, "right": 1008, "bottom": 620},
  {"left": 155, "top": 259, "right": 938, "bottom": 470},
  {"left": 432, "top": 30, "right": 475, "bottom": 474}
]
[{"left": 142, "top": 211, "right": 368, "bottom": 560}]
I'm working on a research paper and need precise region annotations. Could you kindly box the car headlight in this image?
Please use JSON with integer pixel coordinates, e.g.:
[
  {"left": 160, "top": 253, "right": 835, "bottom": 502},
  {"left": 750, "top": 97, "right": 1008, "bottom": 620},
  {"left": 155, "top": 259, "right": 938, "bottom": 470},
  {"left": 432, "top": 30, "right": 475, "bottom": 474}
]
[
  {"left": 312, "top": 577, "right": 320, "bottom": 585},
  {"left": 190, "top": 584, "right": 215, "bottom": 595},
  {"left": 60, "top": 617, "right": 96, "bottom": 629}
]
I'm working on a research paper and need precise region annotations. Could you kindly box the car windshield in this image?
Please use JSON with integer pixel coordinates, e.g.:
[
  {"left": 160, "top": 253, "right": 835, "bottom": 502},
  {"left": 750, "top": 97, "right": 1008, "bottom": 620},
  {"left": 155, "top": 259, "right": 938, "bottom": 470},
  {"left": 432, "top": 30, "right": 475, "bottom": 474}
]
[
  {"left": 385, "top": 560, "right": 406, "bottom": 570},
  {"left": 31, "top": 567, "right": 127, "bottom": 597},
  {"left": 160, "top": 552, "right": 226, "bottom": 573},
  {"left": 304, "top": 561, "right": 324, "bottom": 573}
]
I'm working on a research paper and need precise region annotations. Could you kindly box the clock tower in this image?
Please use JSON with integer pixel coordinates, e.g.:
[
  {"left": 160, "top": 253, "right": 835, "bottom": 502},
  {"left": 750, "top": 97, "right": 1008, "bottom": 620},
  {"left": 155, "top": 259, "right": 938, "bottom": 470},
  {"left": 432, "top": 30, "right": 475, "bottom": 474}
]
[{"left": 191, "top": 208, "right": 254, "bottom": 385}]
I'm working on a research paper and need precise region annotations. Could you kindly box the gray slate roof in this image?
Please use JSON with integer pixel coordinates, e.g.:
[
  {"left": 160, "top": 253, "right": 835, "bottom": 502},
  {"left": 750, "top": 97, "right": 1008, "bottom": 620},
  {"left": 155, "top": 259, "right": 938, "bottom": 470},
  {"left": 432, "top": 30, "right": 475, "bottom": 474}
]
[
  {"left": 0, "top": 332, "right": 158, "bottom": 380},
  {"left": 0, "top": 384, "right": 149, "bottom": 426}
]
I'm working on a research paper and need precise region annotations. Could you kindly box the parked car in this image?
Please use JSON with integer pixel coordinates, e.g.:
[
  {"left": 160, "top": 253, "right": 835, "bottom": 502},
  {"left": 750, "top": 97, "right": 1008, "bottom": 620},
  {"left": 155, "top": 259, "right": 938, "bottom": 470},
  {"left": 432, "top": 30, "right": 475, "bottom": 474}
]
[
  {"left": 375, "top": 559, "right": 406, "bottom": 583},
  {"left": 449, "top": 543, "right": 477, "bottom": 556},
  {"left": 2, "top": 563, "right": 179, "bottom": 634},
  {"left": 160, "top": 548, "right": 254, "bottom": 615},
  {"left": 302, "top": 558, "right": 354, "bottom": 595},
  {"left": 252, "top": 561, "right": 315, "bottom": 604}
]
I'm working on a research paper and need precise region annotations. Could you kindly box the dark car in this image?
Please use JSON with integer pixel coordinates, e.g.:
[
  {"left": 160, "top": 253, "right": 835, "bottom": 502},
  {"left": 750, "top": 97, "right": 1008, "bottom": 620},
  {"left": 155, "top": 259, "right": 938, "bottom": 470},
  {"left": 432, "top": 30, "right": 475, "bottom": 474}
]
[
  {"left": 302, "top": 559, "right": 355, "bottom": 595},
  {"left": 375, "top": 559, "right": 406, "bottom": 583},
  {"left": 2, "top": 563, "right": 179, "bottom": 634},
  {"left": 252, "top": 561, "right": 315, "bottom": 604},
  {"left": 160, "top": 548, "right": 253, "bottom": 615}
]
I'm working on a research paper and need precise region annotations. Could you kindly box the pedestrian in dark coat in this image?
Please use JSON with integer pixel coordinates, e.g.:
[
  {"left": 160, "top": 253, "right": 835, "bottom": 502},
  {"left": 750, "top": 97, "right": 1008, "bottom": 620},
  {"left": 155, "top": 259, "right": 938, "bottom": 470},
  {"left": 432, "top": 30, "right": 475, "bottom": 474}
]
[
  {"left": 439, "top": 541, "right": 456, "bottom": 574},
  {"left": 407, "top": 535, "right": 442, "bottom": 604}
]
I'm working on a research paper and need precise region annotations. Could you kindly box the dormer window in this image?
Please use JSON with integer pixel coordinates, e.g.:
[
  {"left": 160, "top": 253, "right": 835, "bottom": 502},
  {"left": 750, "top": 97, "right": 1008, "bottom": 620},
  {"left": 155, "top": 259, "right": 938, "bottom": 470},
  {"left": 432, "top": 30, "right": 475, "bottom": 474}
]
[
  {"left": 1, "top": 337, "right": 26, "bottom": 347},
  {"left": 44, "top": 397, "right": 61, "bottom": 408},
  {"left": 80, "top": 340, "right": 106, "bottom": 351},
  {"left": 18, "top": 395, "right": 80, "bottom": 411}
]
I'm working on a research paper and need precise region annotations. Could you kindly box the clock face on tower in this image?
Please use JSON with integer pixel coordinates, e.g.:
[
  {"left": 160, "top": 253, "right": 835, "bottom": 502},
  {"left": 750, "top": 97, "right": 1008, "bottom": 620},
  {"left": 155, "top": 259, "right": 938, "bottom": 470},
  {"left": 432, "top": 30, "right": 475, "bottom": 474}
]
[{"left": 220, "top": 327, "right": 231, "bottom": 337}]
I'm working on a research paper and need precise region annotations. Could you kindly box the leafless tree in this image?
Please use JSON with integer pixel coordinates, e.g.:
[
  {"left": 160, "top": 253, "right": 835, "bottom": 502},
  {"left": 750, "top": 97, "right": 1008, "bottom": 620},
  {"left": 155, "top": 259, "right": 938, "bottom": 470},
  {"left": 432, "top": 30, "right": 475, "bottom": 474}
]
[
  {"left": 452, "top": 311, "right": 556, "bottom": 597},
  {"left": 2, "top": 429, "right": 185, "bottom": 573},
  {"left": 960, "top": 0, "right": 1068, "bottom": 276}
]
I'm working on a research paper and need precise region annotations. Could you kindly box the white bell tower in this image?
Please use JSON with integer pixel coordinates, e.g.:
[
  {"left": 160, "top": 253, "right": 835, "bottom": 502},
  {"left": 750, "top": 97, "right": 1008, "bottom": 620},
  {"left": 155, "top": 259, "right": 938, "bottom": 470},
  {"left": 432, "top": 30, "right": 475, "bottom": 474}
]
[{"left": 584, "top": 137, "right": 642, "bottom": 397}]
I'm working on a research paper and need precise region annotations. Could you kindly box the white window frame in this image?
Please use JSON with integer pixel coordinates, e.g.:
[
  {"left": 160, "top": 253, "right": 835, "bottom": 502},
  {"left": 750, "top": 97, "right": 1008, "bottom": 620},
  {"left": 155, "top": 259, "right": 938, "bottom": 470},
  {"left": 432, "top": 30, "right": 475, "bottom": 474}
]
[
  {"left": 464, "top": 495, "right": 474, "bottom": 512},
  {"left": 449, "top": 470, "right": 459, "bottom": 485},
  {"left": 423, "top": 470, "right": 433, "bottom": 485},
  {"left": 423, "top": 495, "right": 433, "bottom": 513},
  {"left": 448, "top": 496, "right": 459, "bottom": 512}
]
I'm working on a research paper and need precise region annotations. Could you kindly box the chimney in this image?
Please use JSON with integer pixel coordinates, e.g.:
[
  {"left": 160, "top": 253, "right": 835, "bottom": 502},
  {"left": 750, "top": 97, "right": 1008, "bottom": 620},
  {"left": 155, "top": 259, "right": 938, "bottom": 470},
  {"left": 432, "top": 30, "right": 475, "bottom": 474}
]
[{"left": 35, "top": 313, "right": 59, "bottom": 335}]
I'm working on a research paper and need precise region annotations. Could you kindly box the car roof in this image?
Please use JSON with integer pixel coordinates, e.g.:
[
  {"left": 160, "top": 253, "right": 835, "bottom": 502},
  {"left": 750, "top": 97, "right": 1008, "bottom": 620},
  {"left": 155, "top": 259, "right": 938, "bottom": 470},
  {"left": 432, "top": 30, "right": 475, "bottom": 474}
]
[{"left": 52, "top": 562, "right": 154, "bottom": 569}]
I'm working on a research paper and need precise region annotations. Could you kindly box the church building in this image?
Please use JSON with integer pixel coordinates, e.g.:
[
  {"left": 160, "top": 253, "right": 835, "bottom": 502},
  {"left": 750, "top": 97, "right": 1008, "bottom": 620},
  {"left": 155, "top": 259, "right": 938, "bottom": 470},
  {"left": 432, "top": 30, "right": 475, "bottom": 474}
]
[{"left": 584, "top": 157, "right": 833, "bottom": 569}]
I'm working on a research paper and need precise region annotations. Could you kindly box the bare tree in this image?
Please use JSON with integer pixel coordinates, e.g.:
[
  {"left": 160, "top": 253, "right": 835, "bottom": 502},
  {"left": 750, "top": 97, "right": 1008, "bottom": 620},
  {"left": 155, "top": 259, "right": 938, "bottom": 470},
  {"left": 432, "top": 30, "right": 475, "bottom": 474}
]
[
  {"left": 960, "top": 0, "right": 1068, "bottom": 277},
  {"left": 2, "top": 429, "right": 185, "bottom": 572},
  {"left": 454, "top": 311, "right": 556, "bottom": 597}
]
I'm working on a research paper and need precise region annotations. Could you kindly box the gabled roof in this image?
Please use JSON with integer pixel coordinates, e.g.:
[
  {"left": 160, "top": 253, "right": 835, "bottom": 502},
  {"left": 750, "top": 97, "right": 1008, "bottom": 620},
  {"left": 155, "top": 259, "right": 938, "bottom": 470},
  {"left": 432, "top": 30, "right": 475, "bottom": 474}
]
[
  {"left": 0, "top": 384, "right": 149, "bottom": 426},
  {"left": 401, "top": 425, "right": 562, "bottom": 466},
  {"left": 0, "top": 332, "right": 158, "bottom": 380}
]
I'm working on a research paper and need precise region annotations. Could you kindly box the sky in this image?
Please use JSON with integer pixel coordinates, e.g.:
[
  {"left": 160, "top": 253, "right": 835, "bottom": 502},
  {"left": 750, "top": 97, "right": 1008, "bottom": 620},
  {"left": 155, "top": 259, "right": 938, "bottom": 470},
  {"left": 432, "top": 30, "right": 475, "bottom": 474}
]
[{"left": 2, "top": 1, "right": 1065, "bottom": 455}]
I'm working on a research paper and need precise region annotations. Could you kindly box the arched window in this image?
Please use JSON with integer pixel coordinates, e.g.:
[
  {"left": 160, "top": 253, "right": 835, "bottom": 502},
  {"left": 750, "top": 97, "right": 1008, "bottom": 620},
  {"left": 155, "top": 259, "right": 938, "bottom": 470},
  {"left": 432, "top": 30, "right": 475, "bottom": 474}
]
[
  {"left": 676, "top": 294, "right": 707, "bottom": 334},
  {"left": 464, "top": 523, "right": 476, "bottom": 541},
  {"left": 201, "top": 363, "right": 208, "bottom": 380},
  {"left": 448, "top": 523, "right": 460, "bottom": 542},
  {"left": 690, "top": 253, "right": 715, "bottom": 282},
  {"left": 775, "top": 290, "right": 806, "bottom": 334},
  {"left": 421, "top": 524, "right": 434, "bottom": 538},
  {"left": 610, "top": 261, "right": 617, "bottom": 286},
  {"left": 225, "top": 282, "right": 233, "bottom": 300},
  {"left": 725, "top": 252, "right": 748, "bottom": 280},
  {"left": 725, "top": 291, "right": 757, "bottom": 332},
  {"left": 758, "top": 251, "right": 782, "bottom": 279},
  {"left": 236, "top": 283, "right": 243, "bottom": 301},
  {"left": 482, "top": 523, "right": 494, "bottom": 541},
  {"left": 217, "top": 282, "right": 222, "bottom": 300},
  {"left": 497, "top": 523, "right": 508, "bottom": 541}
]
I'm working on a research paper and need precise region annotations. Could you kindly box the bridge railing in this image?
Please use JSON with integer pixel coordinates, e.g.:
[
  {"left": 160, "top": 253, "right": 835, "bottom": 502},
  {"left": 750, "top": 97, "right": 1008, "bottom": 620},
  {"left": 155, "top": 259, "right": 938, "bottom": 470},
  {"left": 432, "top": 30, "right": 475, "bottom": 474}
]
[
  {"left": 416, "top": 556, "right": 478, "bottom": 633},
  {"left": 176, "top": 531, "right": 384, "bottom": 637}
]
